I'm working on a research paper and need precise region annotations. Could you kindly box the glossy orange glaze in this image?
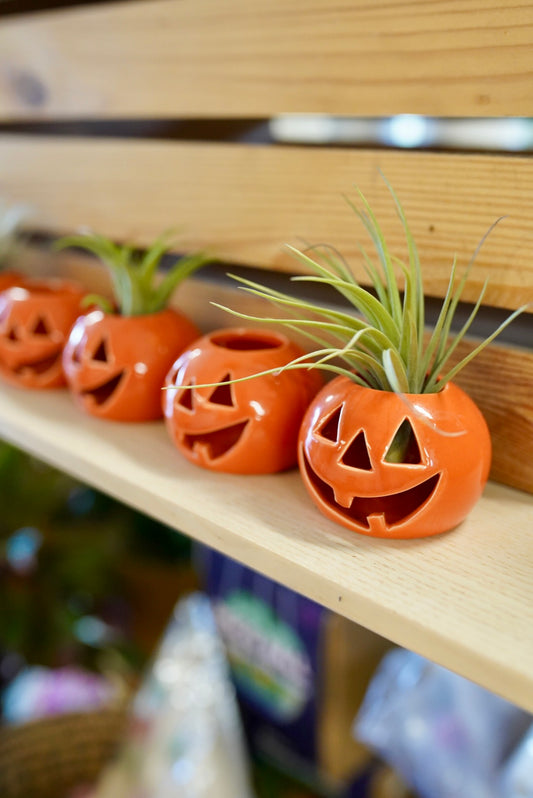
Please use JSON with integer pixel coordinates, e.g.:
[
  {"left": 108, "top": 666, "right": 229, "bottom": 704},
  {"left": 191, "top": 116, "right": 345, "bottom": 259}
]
[
  {"left": 298, "top": 376, "right": 492, "bottom": 539},
  {"left": 63, "top": 308, "right": 200, "bottom": 421},
  {"left": 0, "top": 279, "right": 86, "bottom": 389},
  {"left": 0, "top": 271, "right": 26, "bottom": 292},
  {"left": 163, "top": 327, "right": 323, "bottom": 474}
]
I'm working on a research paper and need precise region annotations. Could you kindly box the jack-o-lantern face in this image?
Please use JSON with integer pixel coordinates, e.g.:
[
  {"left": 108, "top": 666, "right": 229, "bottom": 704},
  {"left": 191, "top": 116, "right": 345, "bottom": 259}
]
[
  {"left": 63, "top": 308, "right": 200, "bottom": 421},
  {"left": 164, "top": 328, "right": 323, "bottom": 474},
  {"left": 0, "top": 280, "right": 86, "bottom": 389},
  {"left": 298, "top": 376, "right": 492, "bottom": 539}
]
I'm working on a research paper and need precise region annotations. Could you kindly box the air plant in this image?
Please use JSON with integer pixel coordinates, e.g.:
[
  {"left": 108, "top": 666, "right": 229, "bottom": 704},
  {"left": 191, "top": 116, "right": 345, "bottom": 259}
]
[
  {"left": 55, "top": 231, "right": 209, "bottom": 316},
  {"left": 55, "top": 230, "right": 210, "bottom": 421},
  {"left": 209, "top": 178, "right": 527, "bottom": 396}
]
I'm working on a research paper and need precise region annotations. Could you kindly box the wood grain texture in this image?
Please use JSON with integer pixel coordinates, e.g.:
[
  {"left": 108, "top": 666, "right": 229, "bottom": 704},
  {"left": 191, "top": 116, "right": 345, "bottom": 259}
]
[
  {"left": 15, "top": 248, "right": 533, "bottom": 494},
  {"left": 1, "top": 0, "right": 533, "bottom": 119},
  {"left": 0, "top": 385, "right": 531, "bottom": 711},
  {"left": 1, "top": 136, "right": 533, "bottom": 313},
  {"left": 446, "top": 341, "right": 533, "bottom": 494}
]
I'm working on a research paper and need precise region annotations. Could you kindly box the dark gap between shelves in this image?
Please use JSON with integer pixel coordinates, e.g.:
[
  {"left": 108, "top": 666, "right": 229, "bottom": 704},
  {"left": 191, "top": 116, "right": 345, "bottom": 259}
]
[{"left": 1, "top": 118, "right": 532, "bottom": 156}]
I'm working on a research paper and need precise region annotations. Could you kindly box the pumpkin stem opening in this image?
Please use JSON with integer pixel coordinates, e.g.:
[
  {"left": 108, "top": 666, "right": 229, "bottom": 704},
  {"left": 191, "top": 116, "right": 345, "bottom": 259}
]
[{"left": 210, "top": 331, "right": 283, "bottom": 351}]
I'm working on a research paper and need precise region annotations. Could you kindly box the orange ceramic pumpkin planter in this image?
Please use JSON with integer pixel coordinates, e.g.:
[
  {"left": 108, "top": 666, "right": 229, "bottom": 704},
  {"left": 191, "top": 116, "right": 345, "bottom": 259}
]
[
  {"left": 216, "top": 181, "right": 525, "bottom": 538},
  {"left": 64, "top": 308, "right": 199, "bottom": 421},
  {"left": 0, "top": 272, "right": 25, "bottom": 292},
  {"left": 298, "top": 377, "right": 491, "bottom": 539},
  {"left": 163, "top": 327, "right": 323, "bottom": 474},
  {"left": 56, "top": 231, "right": 209, "bottom": 422},
  {"left": 0, "top": 280, "right": 86, "bottom": 389}
]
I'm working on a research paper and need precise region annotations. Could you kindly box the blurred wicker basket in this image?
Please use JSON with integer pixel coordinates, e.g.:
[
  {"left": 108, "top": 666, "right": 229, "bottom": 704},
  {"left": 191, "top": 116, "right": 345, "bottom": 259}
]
[{"left": 0, "top": 705, "right": 128, "bottom": 798}]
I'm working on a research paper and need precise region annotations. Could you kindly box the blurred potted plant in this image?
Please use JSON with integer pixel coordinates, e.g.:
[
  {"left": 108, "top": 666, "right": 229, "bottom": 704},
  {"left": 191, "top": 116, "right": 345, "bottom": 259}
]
[
  {"left": 0, "top": 201, "right": 90, "bottom": 390},
  {"left": 0, "top": 278, "right": 86, "bottom": 390},
  {"left": 0, "top": 440, "right": 186, "bottom": 798},
  {"left": 56, "top": 232, "right": 209, "bottom": 421}
]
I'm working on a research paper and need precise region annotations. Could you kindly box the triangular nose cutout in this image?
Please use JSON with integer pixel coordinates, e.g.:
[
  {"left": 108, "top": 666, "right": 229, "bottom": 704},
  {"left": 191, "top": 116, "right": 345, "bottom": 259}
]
[
  {"left": 92, "top": 339, "right": 109, "bottom": 363},
  {"left": 342, "top": 431, "right": 372, "bottom": 470},
  {"left": 32, "top": 316, "right": 51, "bottom": 336},
  {"left": 384, "top": 419, "right": 422, "bottom": 464},
  {"left": 317, "top": 405, "right": 342, "bottom": 442},
  {"left": 208, "top": 375, "right": 234, "bottom": 407}
]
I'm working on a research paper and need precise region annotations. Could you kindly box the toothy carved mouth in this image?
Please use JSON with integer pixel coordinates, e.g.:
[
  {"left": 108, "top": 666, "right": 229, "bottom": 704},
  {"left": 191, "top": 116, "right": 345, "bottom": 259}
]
[
  {"left": 82, "top": 371, "right": 125, "bottom": 406},
  {"left": 302, "top": 453, "right": 440, "bottom": 529},
  {"left": 183, "top": 421, "right": 249, "bottom": 460},
  {"left": 13, "top": 351, "right": 62, "bottom": 376}
]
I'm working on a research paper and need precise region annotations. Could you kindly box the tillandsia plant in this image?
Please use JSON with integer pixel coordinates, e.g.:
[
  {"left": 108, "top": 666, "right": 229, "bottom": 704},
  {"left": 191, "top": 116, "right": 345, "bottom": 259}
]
[
  {"left": 210, "top": 181, "right": 526, "bottom": 397},
  {"left": 188, "top": 179, "right": 527, "bottom": 539},
  {"left": 55, "top": 231, "right": 210, "bottom": 421},
  {"left": 54, "top": 230, "right": 209, "bottom": 316}
]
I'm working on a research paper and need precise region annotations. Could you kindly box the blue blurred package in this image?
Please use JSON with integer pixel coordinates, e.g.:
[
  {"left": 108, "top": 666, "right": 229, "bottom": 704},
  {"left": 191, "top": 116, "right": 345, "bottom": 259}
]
[
  {"left": 354, "top": 648, "right": 531, "bottom": 798},
  {"left": 196, "top": 545, "right": 391, "bottom": 796},
  {"left": 94, "top": 593, "right": 254, "bottom": 798},
  {"left": 500, "top": 722, "right": 533, "bottom": 797}
]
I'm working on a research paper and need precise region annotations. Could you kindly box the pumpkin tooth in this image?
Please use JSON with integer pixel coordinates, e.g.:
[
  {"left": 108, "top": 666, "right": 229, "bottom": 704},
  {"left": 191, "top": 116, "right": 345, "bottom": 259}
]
[
  {"left": 367, "top": 514, "right": 388, "bottom": 536},
  {"left": 333, "top": 488, "right": 355, "bottom": 508}
]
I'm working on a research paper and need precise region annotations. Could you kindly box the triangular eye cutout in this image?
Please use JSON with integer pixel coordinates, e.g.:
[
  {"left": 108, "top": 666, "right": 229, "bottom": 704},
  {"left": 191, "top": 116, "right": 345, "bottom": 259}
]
[
  {"left": 384, "top": 419, "right": 422, "bottom": 464},
  {"left": 7, "top": 327, "right": 19, "bottom": 342},
  {"left": 32, "top": 316, "right": 51, "bottom": 336},
  {"left": 342, "top": 431, "right": 372, "bottom": 470},
  {"left": 178, "top": 381, "right": 195, "bottom": 410},
  {"left": 317, "top": 404, "right": 343, "bottom": 442},
  {"left": 92, "top": 339, "right": 109, "bottom": 363},
  {"left": 207, "top": 375, "right": 234, "bottom": 407}
]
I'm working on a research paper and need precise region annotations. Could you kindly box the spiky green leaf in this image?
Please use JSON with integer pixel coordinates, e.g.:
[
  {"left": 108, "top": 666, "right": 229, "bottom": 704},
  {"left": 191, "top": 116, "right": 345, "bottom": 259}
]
[{"left": 55, "top": 232, "right": 210, "bottom": 316}]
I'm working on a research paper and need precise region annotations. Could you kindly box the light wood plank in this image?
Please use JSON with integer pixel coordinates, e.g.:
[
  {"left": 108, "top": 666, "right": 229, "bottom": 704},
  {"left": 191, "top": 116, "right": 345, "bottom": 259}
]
[
  {"left": 450, "top": 341, "right": 533, "bottom": 494},
  {"left": 1, "top": 0, "right": 533, "bottom": 119},
  {"left": 14, "top": 248, "right": 533, "bottom": 494},
  {"left": 1, "top": 136, "right": 533, "bottom": 313},
  {"left": 0, "top": 385, "right": 531, "bottom": 710}
]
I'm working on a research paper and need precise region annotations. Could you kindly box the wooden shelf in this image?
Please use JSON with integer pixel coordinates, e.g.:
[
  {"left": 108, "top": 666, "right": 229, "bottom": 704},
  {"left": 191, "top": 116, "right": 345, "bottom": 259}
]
[{"left": 0, "top": 383, "right": 532, "bottom": 713}]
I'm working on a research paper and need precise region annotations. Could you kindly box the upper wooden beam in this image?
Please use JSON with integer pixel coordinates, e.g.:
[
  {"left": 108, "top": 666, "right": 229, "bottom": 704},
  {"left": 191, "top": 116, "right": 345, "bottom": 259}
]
[{"left": 1, "top": 0, "right": 533, "bottom": 119}]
